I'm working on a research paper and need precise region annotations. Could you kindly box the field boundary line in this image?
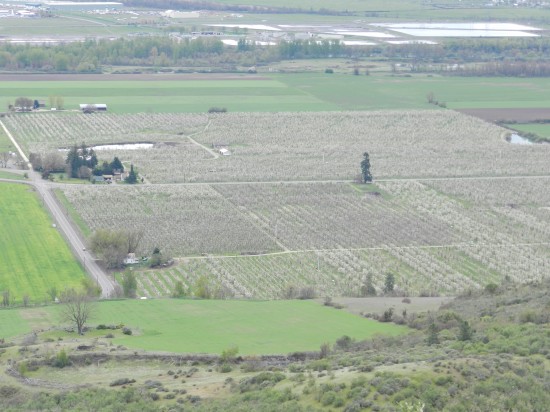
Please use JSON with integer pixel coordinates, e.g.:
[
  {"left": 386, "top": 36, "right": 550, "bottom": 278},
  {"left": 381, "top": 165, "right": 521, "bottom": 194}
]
[
  {"left": 45, "top": 175, "right": 550, "bottom": 190},
  {"left": 186, "top": 118, "right": 219, "bottom": 159},
  {"left": 176, "top": 241, "right": 550, "bottom": 261}
]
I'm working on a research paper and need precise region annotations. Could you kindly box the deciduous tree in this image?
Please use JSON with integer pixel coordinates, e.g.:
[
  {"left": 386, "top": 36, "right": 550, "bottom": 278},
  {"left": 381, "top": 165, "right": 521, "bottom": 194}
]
[{"left": 60, "top": 288, "right": 95, "bottom": 335}]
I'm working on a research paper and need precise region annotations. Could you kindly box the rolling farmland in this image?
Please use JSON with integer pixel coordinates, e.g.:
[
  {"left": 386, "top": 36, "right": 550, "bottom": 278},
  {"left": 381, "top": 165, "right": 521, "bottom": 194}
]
[
  {"left": 59, "top": 179, "right": 550, "bottom": 298},
  {"left": 3, "top": 74, "right": 550, "bottom": 115},
  {"left": 3, "top": 109, "right": 549, "bottom": 299},
  {"left": 6, "top": 110, "right": 550, "bottom": 183}
]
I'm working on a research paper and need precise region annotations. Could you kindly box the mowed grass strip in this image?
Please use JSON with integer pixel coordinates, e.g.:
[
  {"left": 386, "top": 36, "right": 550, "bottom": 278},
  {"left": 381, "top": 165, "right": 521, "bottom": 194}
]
[
  {"left": 1, "top": 299, "right": 406, "bottom": 354},
  {"left": 0, "top": 183, "right": 86, "bottom": 303}
]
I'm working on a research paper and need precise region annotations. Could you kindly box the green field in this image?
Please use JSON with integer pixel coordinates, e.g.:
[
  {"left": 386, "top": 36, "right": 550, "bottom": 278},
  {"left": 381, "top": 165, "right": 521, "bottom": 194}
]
[
  {"left": 1, "top": 299, "right": 406, "bottom": 354},
  {"left": 3, "top": 74, "right": 550, "bottom": 113},
  {"left": 506, "top": 123, "right": 550, "bottom": 140},
  {"left": 0, "top": 171, "right": 25, "bottom": 180},
  {"left": 0, "top": 78, "right": 336, "bottom": 113},
  {"left": 0, "top": 183, "right": 86, "bottom": 303}
]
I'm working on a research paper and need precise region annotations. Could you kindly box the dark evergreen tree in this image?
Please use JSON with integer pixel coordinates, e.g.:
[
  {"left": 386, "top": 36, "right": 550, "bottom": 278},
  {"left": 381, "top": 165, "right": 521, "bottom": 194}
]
[
  {"left": 66, "top": 144, "right": 97, "bottom": 178},
  {"left": 427, "top": 322, "right": 440, "bottom": 345},
  {"left": 360, "top": 152, "right": 372, "bottom": 183},
  {"left": 384, "top": 272, "right": 395, "bottom": 294},
  {"left": 458, "top": 320, "right": 474, "bottom": 341},
  {"left": 125, "top": 164, "right": 138, "bottom": 184},
  {"left": 110, "top": 156, "right": 124, "bottom": 172}
]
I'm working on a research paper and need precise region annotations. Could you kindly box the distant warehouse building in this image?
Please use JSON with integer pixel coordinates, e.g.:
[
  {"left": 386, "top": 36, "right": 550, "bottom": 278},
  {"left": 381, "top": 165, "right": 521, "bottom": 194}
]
[
  {"left": 43, "top": 1, "right": 123, "bottom": 11},
  {"left": 80, "top": 103, "right": 107, "bottom": 113}
]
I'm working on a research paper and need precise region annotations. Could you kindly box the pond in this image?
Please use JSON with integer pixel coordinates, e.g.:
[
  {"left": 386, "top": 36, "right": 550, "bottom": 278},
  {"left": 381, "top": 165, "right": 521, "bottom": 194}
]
[
  {"left": 59, "top": 143, "right": 154, "bottom": 151},
  {"left": 92, "top": 143, "right": 154, "bottom": 151},
  {"left": 508, "top": 134, "right": 532, "bottom": 145}
]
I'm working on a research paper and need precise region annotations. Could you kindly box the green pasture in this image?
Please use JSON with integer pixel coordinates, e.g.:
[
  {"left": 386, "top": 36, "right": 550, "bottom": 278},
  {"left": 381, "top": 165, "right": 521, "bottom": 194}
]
[
  {"left": 0, "top": 183, "right": 86, "bottom": 303},
  {"left": 0, "top": 170, "right": 25, "bottom": 180},
  {"left": 1, "top": 299, "right": 406, "bottom": 354},
  {"left": 3, "top": 74, "right": 550, "bottom": 113},
  {"left": 275, "top": 74, "right": 550, "bottom": 110},
  {"left": 506, "top": 123, "right": 550, "bottom": 140},
  {"left": 0, "top": 78, "right": 335, "bottom": 113},
  {"left": 0, "top": 308, "right": 30, "bottom": 340}
]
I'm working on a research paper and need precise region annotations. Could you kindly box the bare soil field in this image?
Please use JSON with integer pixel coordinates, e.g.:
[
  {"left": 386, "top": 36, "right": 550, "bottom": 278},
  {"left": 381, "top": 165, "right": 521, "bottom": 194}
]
[
  {"left": 456, "top": 108, "right": 550, "bottom": 123},
  {"left": 320, "top": 297, "right": 453, "bottom": 317}
]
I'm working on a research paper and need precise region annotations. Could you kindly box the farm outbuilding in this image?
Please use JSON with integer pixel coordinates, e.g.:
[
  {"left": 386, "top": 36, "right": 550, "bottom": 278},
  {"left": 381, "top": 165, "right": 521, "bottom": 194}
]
[
  {"left": 219, "top": 148, "right": 231, "bottom": 156},
  {"left": 80, "top": 103, "right": 107, "bottom": 112}
]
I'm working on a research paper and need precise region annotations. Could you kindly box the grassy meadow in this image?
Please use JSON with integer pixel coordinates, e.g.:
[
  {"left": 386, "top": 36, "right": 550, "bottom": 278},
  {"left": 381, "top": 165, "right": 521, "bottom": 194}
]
[
  {"left": 0, "top": 183, "right": 86, "bottom": 303},
  {"left": 1, "top": 299, "right": 406, "bottom": 354},
  {"left": 506, "top": 123, "right": 550, "bottom": 140},
  {"left": 3, "top": 74, "right": 550, "bottom": 113},
  {"left": 0, "top": 171, "right": 25, "bottom": 180}
]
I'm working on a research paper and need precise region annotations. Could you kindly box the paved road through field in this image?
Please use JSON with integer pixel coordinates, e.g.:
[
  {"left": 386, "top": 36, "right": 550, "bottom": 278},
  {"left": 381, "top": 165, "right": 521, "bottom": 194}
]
[{"left": 0, "top": 121, "right": 115, "bottom": 298}]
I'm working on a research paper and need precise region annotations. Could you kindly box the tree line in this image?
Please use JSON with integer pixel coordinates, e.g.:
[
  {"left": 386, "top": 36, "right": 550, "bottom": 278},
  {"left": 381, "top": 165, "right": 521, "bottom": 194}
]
[
  {"left": 4, "top": 36, "right": 550, "bottom": 73},
  {"left": 124, "top": 0, "right": 352, "bottom": 15},
  {"left": 0, "top": 38, "right": 345, "bottom": 72}
]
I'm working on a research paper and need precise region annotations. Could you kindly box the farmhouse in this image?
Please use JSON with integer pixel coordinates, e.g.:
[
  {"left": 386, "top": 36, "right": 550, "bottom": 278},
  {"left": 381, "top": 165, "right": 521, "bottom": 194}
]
[
  {"left": 219, "top": 148, "right": 231, "bottom": 156},
  {"left": 124, "top": 253, "right": 138, "bottom": 265}
]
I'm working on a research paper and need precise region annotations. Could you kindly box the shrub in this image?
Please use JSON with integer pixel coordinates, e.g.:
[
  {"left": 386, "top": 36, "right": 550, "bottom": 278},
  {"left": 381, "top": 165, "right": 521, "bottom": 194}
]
[
  {"left": 320, "top": 342, "right": 331, "bottom": 358},
  {"left": 122, "top": 327, "right": 132, "bottom": 335},
  {"left": 238, "top": 372, "right": 286, "bottom": 393},
  {"left": 321, "top": 391, "right": 336, "bottom": 406},
  {"left": 298, "top": 286, "right": 315, "bottom": 299},
  {"left": 519, "top": 310, "right": 537, "bottom": 324},
  {"left": 219, "top": 363, "right": 232, "bottom": 373},
  {"left": 325, "top": 68, "right": 334, "bottom": 74},
  {"left": 485, "top": 283, "right": 499, "bottom": 294},
  {"left": 208, "top": 107, "right": 227, "bottom": 113},
  {"left": 335, "top": 335, "right": 353, "bottom": 350},
  {"left": 52, "top": 349, "right": 70, "bottom": 368},
  {"left": 458, "top": 321, "right": 474, "bottom": 341},
  {"left": 18, "top": 362, "right": 28, "bottom": 377},
  {"left": 110, "top": 378, "right": 135, "bottom": 387},
  {"left": 220, "top": 346, "right": 239, "bottom": 363},
  {"left": 381, "top": 308, "right": 394, "bottom": 322},
  {"left": 309, "top": 359, "right": 331, "bottom": 372}
]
